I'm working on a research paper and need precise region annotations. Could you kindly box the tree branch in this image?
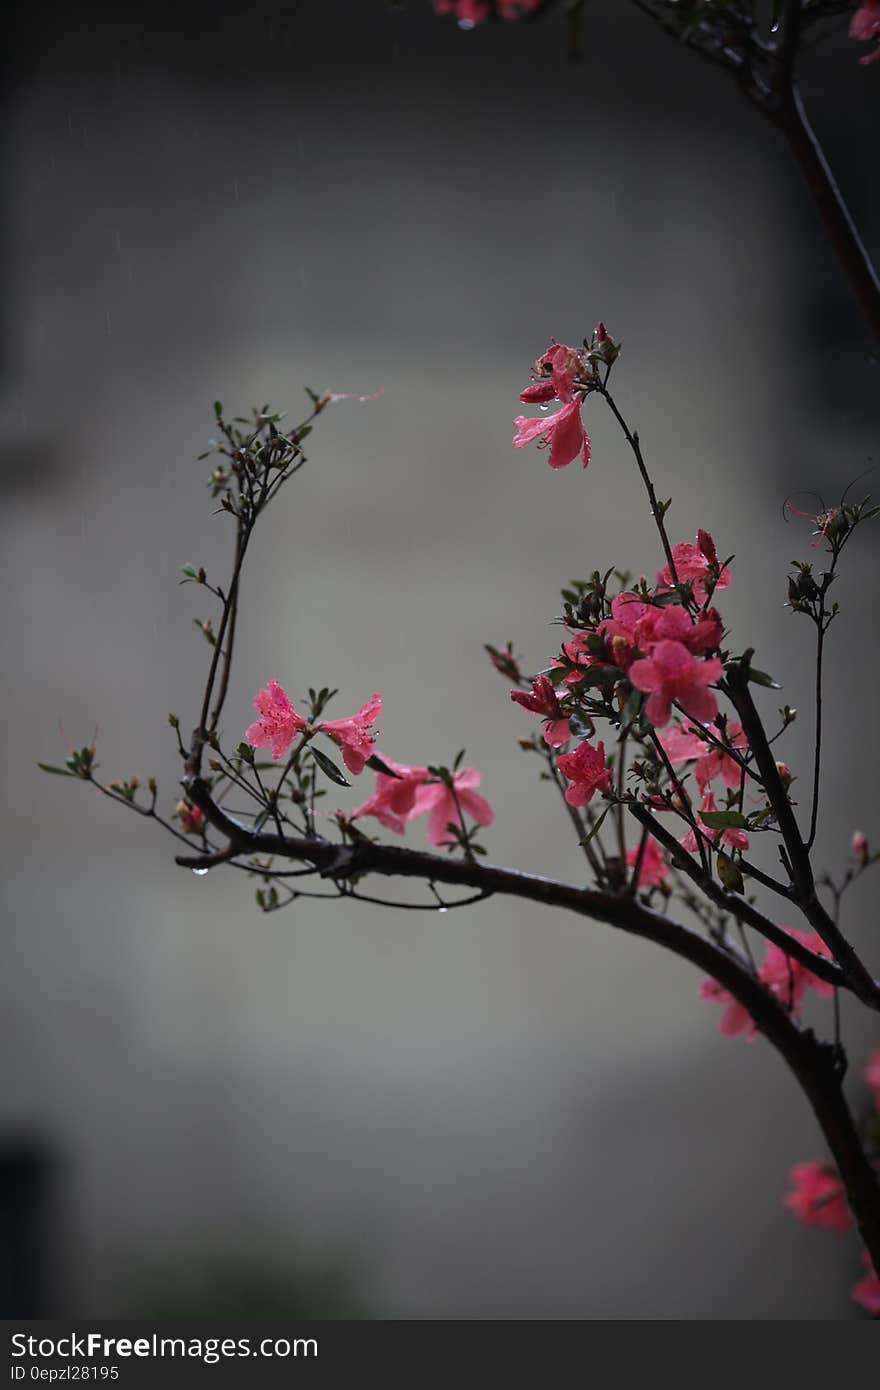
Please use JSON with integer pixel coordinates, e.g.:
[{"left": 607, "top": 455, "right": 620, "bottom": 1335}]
[{"left": 179, "top": 771, "right": 880, "bottom": 1267}]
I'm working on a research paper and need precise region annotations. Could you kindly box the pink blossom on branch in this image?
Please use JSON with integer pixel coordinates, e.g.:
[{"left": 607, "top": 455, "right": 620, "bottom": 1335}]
[
  {"left": 513, "top": 399, "right": 591, "bottom": 470},
  {"left": 556, "top": 739, "right": 612, "bottom": 808},
  {"left": 784, "top": 1161, "right": 853, "bottom": 1231},
  {"left": 852, "top": 1252, "right": 880, "bottom": 1315},
  {"left": 656, "top": 533, "right": 731, "bottom": 604},
  {"left": 510, "top": 674, "right": 571, "bottom": 746},
  {"left": 629, "top": 640, "right": 723, "bottom": 728},
  {"left": 699, "top": 929, "right": 834, "bottom": 1039},
  {"left": 352, "top": 761, "right": 494, "bottom": 847},
  {"left": 245, "top": 679, "right": 310, "bottom": 760},
  {"left": 414, "top": 768, "right": 495, "bottom": 847},
  {"left": 351, "top": 757, "right": 431, "bottom": 834},
  {"left": 697, "top": 978, "right": 756, "bottom": 1039},
  {"left": 626, "top": 835, "right": 669, "bottom": 889},
  {"left": 321, "top": 693, "right": 382, "bottom": 775},
  {"left": 850, "top": 0, "right": 880, "bottom": 65}
]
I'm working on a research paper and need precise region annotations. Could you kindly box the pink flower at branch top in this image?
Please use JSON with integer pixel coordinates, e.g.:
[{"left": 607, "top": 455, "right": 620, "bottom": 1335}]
[
  {"left": 513, "top": 398, "right": 591, "bottom": 470},
  {"left": 414, "top": 768, "right": 495, "bottom": 847},
  {"left": 850, "top": 0, "right": 880, "bottom": 64},
  {"left": 246, "top": 679, "right": 309, "bottom": 760},
  {"left": 321, "top": 693, "right": 382, "bottom": 776},
  {"left": 351, "top": 757, "right": 431, "bottom": 834},
  {"left": 866, "top": 1047, "right": 880, "bottom": 1113},
  {"left": 629, "top": 640, "right": 723, "bottom": 728},
  {"left": 556, "top": 739, "right": 612, "bottom": 808},
  {"left": 784, "top": 1161, "right": 853, "bottom": 1231},
  {"left": 852, "top": 1252, "right": 880, "bottom": 1315},
  {"left": 656, "top": 533, "right": 731, "bottom": 604},
  {"left": 697, "top": 977, "right": 756, "bottom": 1039},
  {"left": 510, "top": 674, "right": 571, "bottom": 747},
  {"left": 626, "top": 835, "right": 669, "bottom": 889}
]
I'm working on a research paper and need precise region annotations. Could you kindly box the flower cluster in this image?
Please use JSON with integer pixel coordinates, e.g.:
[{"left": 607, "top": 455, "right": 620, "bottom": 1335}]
[
  {"left": 245, "top": 684, "right": 494, "bottom": 848},
  {"left": 246, "top": 680, "right": 382, "bottom": 775}
]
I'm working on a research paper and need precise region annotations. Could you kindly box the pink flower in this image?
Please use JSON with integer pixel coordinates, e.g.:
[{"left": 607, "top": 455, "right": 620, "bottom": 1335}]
[
  {"left": 246, "top": 679, "right": 309, "bottom": 760},
  {"left": 520, "top": 342, "right": 585, "bottom": 404},
  {"left": 626, "top": 835, "right": 669, "bottom": 889},
  {"left": 679, "top": 789, "right": 749, "bottom": 853},
  {"left": 760, "top": 929, "right": 835, "bottom": 1014},
  {"left": 351, "top": 757, "right": 431, "bottom": 833},
  {"left": 850, "top": 0, "right": 880, "bottom": 64},
  {"left": 852, "top": 1252, "right": 880, "bottom": 1315},
  {"left": 321, "top": 693, "right": 382, "bottom": 776},
  {"left": 657, "top": 534, "right": 731, "bottom": 604},
  {"left": 414, "top": 768, "right": 495, "bottom": 847},
  {"left": 658, "top": 721, "right": 708, "bottom": 765},
  {"left": 510, "top": 675, "right": 570, "bottom": 746},
  {"left": 629, "top": 640, "right": 723, "bottom": 728},
  {"left": 694, "top": 721, "right": 748, "bottom": 791},
  {"left": 698, "top": 977, "right": 756, "bottom": 1039},
  {"left": 513, "top": 398, "right": 591, "bottom": 470},
  {"left": 700, "top": 929, "right": 833, "bottom": 1040},
  {"left": 866, "top": 1047, "right": 880, "bottom": 1113},
  {"left": 852, "top": 830, "right": 870, "bottom": 865},
  {"left": 784, "top": 1161, "right": 853, "bottom": 1231},
  {"left": 556, "top": 739, "right": 612, "bottom": 808}
]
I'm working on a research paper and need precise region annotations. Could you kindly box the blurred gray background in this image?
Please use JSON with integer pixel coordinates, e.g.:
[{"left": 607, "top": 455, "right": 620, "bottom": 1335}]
[{"left": 3, "top": 0, "right": 878, "bottom": 1318}]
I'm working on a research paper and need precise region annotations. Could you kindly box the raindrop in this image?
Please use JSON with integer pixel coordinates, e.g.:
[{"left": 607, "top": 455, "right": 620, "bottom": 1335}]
[
  {"left": 539, "top": 403, "right": 550, "bottom": 413},
  {"left": 437, "top": 905, "right": 448, "bottom": 914},
  {"left": 192, "top": 867, "right": 209, "bottom": 877},
  {"left": 457, "top": 18, "right": 476, "bottom": 29}
]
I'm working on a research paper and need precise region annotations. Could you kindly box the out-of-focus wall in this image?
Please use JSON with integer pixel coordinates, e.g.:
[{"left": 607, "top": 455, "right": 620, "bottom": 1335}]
[{"left": 2, "top": 0, "right": 877, "bottom": 1318}]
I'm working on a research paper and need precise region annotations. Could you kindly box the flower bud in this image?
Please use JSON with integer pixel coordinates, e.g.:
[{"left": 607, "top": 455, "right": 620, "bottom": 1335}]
[
  {"left": 852, "top": 831, "right": 869, "bottom": 865},
  {"left": 775, "top": 762, "right": 793, "bottom": 789}
]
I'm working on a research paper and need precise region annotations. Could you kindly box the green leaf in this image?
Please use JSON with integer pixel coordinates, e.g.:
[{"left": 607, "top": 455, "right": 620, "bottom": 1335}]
[
  {"left": 747, "top": 668, "right": 781, "bottom": 690},
  {"left": 717, "top": 852, "right": 744, "bottom": 894},
  {"left": 580, "top": 805, "right": 610, "bottom": 847},
  {"left": 214, "top": 401, "right": 223, "bottom": 420},
  {"left": 37, "top": 762, "right": 75, "bottom": 777},
  {"left": 366, "top": 752, "right": 403, "bottom": 779},
  {"left": 311, "top": 746, "right": 350, "bottom": 787},
  {"left": 237, "top": 742, "right": 255, "bottom": 764},
  {"left": 700, "top": 809, "right": 749, "bottom": 830},
  {"left": 180, "top": 564, "right": 199, "bottom": 580}
]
